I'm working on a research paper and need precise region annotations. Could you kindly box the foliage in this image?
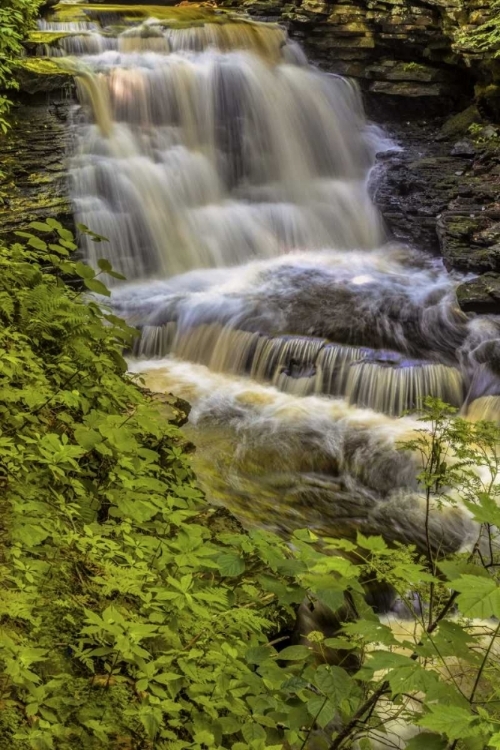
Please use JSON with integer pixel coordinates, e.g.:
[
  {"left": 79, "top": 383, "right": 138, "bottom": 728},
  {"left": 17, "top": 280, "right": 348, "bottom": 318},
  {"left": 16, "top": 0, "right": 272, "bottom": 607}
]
[
  {"left": 455, "top": 1, "right": 500, "bottom": 59},
  {"left": 2, "top": 224, "right": 500, "bottom": 750},
  {"left": 0, "top": 0, "right": 44, "bottom": 132}
]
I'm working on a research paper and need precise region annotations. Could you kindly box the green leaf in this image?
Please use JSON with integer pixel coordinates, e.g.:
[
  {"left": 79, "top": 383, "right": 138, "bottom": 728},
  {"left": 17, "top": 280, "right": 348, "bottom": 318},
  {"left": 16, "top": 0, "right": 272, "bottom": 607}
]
[
  {"left": 356, "top": 532, "right": 388, "bottom": 552},
  {"left": 450, "top": 575, "right": 500, "bottom": 619},
  {"left": 194, "top": 730, "right": 215, "bottom": 745},
  {"left": 138, "top": 706, "right": 162, "bottom": 739},
  {"left": 406, "top": 734, "right": 447, "bottom": 750},
  {"left": 74, "top": 261, "right": 95, "bottom": 279},
  {"left": 84, "top": 278, "right": 111, "bottom": 297},
  {"left": 97, "top": 258, "right": 113, "bottom": 272},
  {"left": 278, "top": 645, "right": 311, "bottom": 661},
  {"left": 217, "top": 553, "right": 245, "bottom": 577},
  {"left": 46, "top": 218, "right": 63, "bottom": 230},
  {"left": 29, "top": 221, "right": 52, "bottom": 232},
  {"left": 313, "top": 664, "right": 352, "bottom": 702},
  {"left": 108, "top": 269, "right": 127, "bottom": 280},
  {"left": 74, "top": 427, "right": 102, "bottom": 450},
  {"left": 418, "top": 705, "right": 482, "bottom": 741},
  {"left": 306, "top": 696, "right": 336, "bottom": 729},
  {"left": 57, "top": 227, "right": 74, "bottom": 241},
  {"left": 241, "top": 723, "right": 266, "bottom": 744},
  {"left": 246, "top": 646, "right": 275, "bottom": 664},
  {"left": 438, "top": 560, "right": 489, "bottom": 582},
  {"left": 315, "top": 589, "right": 346, "bottom": 612},
  {"left": 153, "top": 672, "right": 183, "bottom": 684},
  {"left": 465, "top": 493, "right": 500, "bottom": 527},
  {"left": 219, "top": 717, "right": 241, "bottom": 735},
  {"left": 27, "top": 236, "right": 47, "bottom": 250}
]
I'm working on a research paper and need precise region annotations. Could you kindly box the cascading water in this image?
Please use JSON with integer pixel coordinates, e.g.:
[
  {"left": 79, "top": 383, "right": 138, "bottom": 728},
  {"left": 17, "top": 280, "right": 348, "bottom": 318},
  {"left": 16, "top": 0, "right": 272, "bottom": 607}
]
[{"left": 40, "top": 3, "right": 500, "bottom": 552}]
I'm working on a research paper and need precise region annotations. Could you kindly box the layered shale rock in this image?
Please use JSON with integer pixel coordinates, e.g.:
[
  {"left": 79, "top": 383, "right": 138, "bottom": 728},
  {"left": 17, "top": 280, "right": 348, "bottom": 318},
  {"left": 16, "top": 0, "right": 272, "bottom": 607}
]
[
  {"left": 222, "top": 0, "right": 499, "bottom": 116},
  {"left": 0, "top": 96, "right": 73, "bottom": 239}
]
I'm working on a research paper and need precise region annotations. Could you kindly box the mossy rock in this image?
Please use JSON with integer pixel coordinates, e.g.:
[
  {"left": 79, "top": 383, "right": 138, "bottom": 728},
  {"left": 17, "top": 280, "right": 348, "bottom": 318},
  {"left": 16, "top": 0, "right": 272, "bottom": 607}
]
[
  {"left": 441, "top": 105, "right": 482, "bottom": 137},
  {"left": 456, "top": 272, "right": 500, "bottom": 314},
  {"left": 48, "top": 2, "right": 235, "bottom": 27},
  {"left": 15, "top": 58, "right": 75, "bottom": 94},
  {"left": 26, "top": 31, "right": 75, "bottom": 45}
]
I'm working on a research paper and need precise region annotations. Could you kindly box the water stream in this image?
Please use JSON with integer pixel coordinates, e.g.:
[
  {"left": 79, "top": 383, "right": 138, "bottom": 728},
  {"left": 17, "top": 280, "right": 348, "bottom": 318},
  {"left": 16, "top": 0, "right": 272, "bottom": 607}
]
[{"left": 40, "top": 4, "right": 500, "bottom": 555}]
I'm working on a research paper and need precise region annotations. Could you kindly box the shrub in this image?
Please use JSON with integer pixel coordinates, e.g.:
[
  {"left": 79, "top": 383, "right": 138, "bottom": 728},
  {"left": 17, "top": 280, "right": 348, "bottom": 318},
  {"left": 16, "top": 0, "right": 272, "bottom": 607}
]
[
  {"left": 1, "top": 224, "right": 500, "bottom": 750},
  {"left": 0, "top": 0, "right": 44, "bottom": 131}
]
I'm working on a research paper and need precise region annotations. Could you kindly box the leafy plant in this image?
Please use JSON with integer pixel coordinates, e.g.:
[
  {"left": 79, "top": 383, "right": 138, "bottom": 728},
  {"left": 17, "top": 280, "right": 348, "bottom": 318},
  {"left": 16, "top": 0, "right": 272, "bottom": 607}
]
[
  {"left": 2, "top": 223, "right": 500, "bottom": 750},
  {"left": 0, "top": 0, "right": 44, "bottom": 132},
  {"left": 454, "top": 1, "right": 500, "bottom": 59}
]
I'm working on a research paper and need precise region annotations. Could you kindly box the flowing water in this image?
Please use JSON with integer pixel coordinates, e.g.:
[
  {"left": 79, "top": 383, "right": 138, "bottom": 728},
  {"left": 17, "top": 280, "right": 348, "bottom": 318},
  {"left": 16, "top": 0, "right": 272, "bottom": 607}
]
[{"left": 40, "top": 4, "right": 500, "bottom": 555}]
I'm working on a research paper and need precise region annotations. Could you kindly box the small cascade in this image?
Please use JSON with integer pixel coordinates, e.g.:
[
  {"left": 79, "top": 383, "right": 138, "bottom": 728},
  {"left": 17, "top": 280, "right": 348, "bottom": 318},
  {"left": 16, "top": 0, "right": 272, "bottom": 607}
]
[
  {"left": 466, "top": 396, "right": 500, "bottom": 422},
  {"left": 120, "top": 20, "right": 301, "bottom": 62},
  {"left": 38, "top": 19, "right": 305, "bottom": 62},
  {"left": 38, "top": 20, "right": 99, "bottom": 31},
  {"left": 342, "top": 360, "right": 463, "bottom": 416},
  {"left": 132, "top": 359, "right": 478, "bottom": 553},
  {"left": 131, "top": 323, "right": 464, "bottom": 416}
]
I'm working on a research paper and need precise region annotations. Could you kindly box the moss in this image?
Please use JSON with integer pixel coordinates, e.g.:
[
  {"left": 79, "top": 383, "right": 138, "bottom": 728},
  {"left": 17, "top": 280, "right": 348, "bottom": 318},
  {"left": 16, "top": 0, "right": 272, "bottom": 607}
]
[
  {"left": 441, "top": 105, "right": 481, "bottom": 138},
  {"left": 402, "top": 61, "right": 429, "bottom": 72},
  {"left": 15, "top": 57, "right": 73, "bottom": 76},
  {"left": 454, "top": 0, "right": 500, "bottom": 58},
  {"left": 49, "top": 2, "right": 235, "bottom": 26},
  {"left": 25, "top": 30, "right": 75, "bottom": 45},
  {"left": 14, "top": 57, "right": 76, "bottom": 93},
  {"left": 27, "top": 172, "right": 53, "bottom": 185}
]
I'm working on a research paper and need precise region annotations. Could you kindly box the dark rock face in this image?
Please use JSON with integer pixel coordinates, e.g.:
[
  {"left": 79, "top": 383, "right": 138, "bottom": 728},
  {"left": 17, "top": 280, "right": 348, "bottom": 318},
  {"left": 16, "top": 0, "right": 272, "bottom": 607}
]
[
  {"left": 370, "top": 112, "right": 500, "bottom": 316},
  {"left": 457, "top": 273, "right": 500, "bottom": 315},
  {"left": 15, "top": 59, "right": 74, "bottom": 95},
  {"left": 223, "top": 0, "right": 499, "bottom": 116},
  {"left": 0, "top": 96, "right": 73, "bottom": 239}
]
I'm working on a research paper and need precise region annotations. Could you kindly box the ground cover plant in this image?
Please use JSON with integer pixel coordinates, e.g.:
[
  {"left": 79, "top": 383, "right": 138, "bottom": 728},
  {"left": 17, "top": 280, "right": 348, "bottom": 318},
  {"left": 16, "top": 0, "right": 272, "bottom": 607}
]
[{"left": 1, "top": 225, "right": 500, "bottom": 749}]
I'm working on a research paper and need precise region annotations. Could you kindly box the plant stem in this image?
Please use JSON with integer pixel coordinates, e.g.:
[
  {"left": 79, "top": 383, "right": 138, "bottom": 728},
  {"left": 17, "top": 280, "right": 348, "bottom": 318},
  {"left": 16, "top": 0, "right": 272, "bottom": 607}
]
[{"left": 328, "top": 682, "right": 389, "bottom": 750}]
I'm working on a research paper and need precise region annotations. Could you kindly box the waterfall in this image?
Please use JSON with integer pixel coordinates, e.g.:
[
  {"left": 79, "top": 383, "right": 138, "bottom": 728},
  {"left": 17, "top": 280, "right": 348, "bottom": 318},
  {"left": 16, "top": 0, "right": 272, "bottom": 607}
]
[{"left": 40, "top": 4, "right": 500, "bottom": 551}]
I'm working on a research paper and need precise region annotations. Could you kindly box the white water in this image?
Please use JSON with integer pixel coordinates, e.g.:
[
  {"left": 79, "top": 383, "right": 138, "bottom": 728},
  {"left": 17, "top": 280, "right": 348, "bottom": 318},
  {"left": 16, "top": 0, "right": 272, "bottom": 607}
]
[{"left": 43, "top": 7, "right": 500, "bottom": 552}]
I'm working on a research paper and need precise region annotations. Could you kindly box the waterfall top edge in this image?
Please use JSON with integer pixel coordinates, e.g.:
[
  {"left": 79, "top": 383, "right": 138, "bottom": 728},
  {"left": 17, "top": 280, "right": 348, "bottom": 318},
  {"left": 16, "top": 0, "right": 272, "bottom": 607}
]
[{"left": 47, "top": 3, "right": 241, "bottom": 24}]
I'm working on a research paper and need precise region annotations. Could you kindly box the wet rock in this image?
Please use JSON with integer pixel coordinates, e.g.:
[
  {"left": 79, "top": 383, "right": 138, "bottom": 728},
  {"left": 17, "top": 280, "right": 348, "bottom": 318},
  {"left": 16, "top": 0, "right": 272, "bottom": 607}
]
[
  {"left": 456, "top": 273, "right": 500, "bottom": 315},
  {"left": 450, "top": 139, "right": 476, "bottom": 157},
  {"left": 472, "top": 223, "right": 500, "bottom": 246},
  {"left": 0, "top": 97, "right": 73, "bottom": 239},
  {"left": 438, "top": 213, "right": 500, "bottom": 273},
  {"left": 369, "top": 80, "right": 448, "bottom": 97},
  {"left": 485, "top": 203, "right": 500, "bottom": 221},
  {"left": 481, "top": 125, "right": 500, "bottom": 140},
  {"left": 440, "top": 106, "right": 481, "bottom": 138},
  {"left": 371, "top": 133, "right": 471, "bottom": 253},
  {"left": 15, "top": 58, "right": 74, "bottom": 95},
  {"left": 372, "top": 108, "right": 500, "bottom": 274}
]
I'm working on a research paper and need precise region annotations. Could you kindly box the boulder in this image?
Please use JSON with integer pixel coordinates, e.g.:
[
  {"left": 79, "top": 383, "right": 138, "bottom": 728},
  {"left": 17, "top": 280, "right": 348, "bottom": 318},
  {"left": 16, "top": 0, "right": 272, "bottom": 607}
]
[
  {"left": 450, "top": 139, "right": 476, "bottom": 157},
  {"left": 15, "top": 59, "right": 74, "bottom": 95},
  {"left": 456, "top": 273, "right": 500, "bottom": 315},
  {"left": 438, "top": 213, "right": 500, "bottom": 273}
]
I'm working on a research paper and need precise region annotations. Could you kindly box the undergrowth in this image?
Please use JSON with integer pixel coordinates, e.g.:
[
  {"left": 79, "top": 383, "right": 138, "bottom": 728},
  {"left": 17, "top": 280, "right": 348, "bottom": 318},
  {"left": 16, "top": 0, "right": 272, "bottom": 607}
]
[
  {"left": 0, "top": 0, "right": 44, "bottom": 132},
  {"left": 1, "top": 224, "right": 500, "bottom": 750}
]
